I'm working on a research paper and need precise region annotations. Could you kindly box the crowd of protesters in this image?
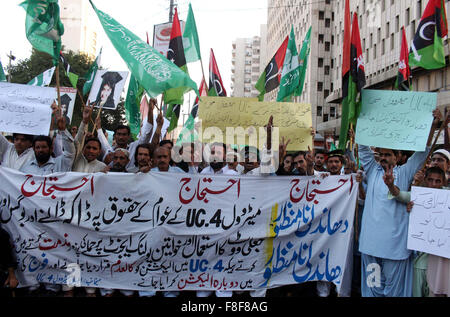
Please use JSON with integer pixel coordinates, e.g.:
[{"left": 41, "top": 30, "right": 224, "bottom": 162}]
[{"left": 0, "top": 99, "right": 448, "bottom": 298}]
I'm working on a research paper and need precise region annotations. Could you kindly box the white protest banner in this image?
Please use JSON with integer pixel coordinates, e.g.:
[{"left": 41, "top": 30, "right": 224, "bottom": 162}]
[
  {"left": 356, "top": 89, "right": 437, "bottom": 151},
  {"left": 0, "top": 167, "right": 357, "bottom": 293},
  {"left": 0, "top": 82, "right": 54, "bottom": 135},
  {"left": 408, "top": 186, "right": 450, "bottom": 259}
]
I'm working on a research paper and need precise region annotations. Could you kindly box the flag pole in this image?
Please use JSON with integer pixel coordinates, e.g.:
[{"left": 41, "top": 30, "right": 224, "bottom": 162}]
[
  {"left": 55, "top": 64, "right": 62, "bottom": 111},
  {"left": 200, "top": 58, "right": 207, "bottom": 90},
  {"left": 92, "top": 105, "right": 103, "bottom": 134}
]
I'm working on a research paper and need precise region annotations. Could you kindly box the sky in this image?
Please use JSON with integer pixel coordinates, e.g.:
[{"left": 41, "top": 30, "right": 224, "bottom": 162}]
[{"left": 0, "top": 0, "right": 268, "bottom": 122}]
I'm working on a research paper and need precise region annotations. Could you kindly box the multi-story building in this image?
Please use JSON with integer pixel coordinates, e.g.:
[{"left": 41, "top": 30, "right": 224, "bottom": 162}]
[
  {"left": 60, "top": 0, "right": 98, "bottom": 58},
  {"left": 267, "top": 0, "right": 449, "bottom": 147},
  {"left": 231, "top": 25, "right": 267, "bottom": 97}
]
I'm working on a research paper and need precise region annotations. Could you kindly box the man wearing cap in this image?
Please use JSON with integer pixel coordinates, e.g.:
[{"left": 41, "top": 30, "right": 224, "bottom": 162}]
[
  {"left": 430, "top": 149, "right": 449, "bottom": 180},
  {"left": 356, "top": 108, "right": 442, "bottom": 297}
]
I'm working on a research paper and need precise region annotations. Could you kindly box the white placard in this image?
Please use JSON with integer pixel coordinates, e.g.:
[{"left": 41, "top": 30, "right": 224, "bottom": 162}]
[
  {"left": 0, "top": 82, "right": 54, "bottom": 135},
  {"left": 408, "top": 186, "right": 450, "bottom": 259}
]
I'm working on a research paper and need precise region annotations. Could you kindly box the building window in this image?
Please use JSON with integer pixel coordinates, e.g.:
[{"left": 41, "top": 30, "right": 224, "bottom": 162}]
[
  {"left": 395, "top": 15, "right": 399, "bottom": 32},
  {"left": 417, "top": 0, "right": 422, "bottom": 18},
  {"left": 318, "top": 34, "right": 324, "bottom": 44},
  {"left": 406, "top": 8, "right": 410, "bottom": 25},
  {"left": 391, "top": 33, "right": 395, "bottom": 51},
  {"left": 386, "top": 22, "right": 390, "bottom": 37},
  {"left": 325, "top": 18, "right": 331, "bottom": 28},
  {"left": 318, "top": 58, "right": 324, "bottom": 67},
  {"left": 325, "top": 41, "right": 330, "bottom": 51},
  {"left": 317, "top": 106, "right": 323, "bottom": 116},
  {"left": 382, "top": 39, "right": 385, "bottom": 55},
  {"left": 373, "top": 44, "right": 377, "bottom": 59},
  {"left": 319, "top": 11, "right": 325, "bottom": 20},
  {"left": 324, "top": 89, "right": 330, "bottom": 98},
  {"left": 324, "top": 65, "right": 330, "bottom": 75},
  {"left": 330, "top": 107, "right": 335, "bottom": 117},
  {"left": 317, "top": 82, "right": 323, "bottom": 91}
]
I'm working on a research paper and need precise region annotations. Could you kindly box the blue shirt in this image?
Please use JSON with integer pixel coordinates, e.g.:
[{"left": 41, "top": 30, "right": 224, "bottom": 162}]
[{"left": 358, "top": 145, "right": 430, "bottom": 260}]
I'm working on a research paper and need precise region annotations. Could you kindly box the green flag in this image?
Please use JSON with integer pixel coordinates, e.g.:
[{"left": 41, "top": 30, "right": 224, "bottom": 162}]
[
  {"left": 59, "top": 53, "right": 79, "bottom": 89},
  {"left": 176, "top": 114, "right": 198, "bottom": 145},
  {"left": 89, "top": 1, "right": 198, "bottom": 101},
  {"left": 20, "top": 0, "right": 64, "bottom": 66},
  {"left": 0, "top": 60, "right": 6, "bottom": 82},
  {"left": 83, "top": 48, "right": 102, "bottom": 96},
  {"left": 295, "top": 26, "right": 311, "bottom": 97},
  {"left": 277, "top": 26, "right": 300, "bottom": 102},
  {"left": 409, "top": 0, "right": 448, "bottom": 70},
  {"left": 166, "top": 104, "right": 181, "bottom": 133},
  {"left": 27, "top": 66, "right": 56, "bottom": 86},
  {"left": 124, "top": 75, "right": 144, "bottom": 137},
  {"left": 183, "top": 3, "right": 201, "bottom": 64},
  {"left": 330, "top": 143, "right": 337, "bottom": 151},
  {"left": 164, "top": 7, "right": 189, "bottom": 107}
]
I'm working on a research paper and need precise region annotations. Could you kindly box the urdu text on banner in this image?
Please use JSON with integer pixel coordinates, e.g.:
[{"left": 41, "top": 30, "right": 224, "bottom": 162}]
[{"left": 0, "top": 167, "right": 357, "bottom": 292}]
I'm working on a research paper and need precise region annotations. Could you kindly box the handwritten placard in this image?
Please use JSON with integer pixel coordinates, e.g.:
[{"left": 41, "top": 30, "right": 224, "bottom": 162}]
[
  {"left": 0, "top": 82, "right": 54, "bottom": 135},
  {"left": 355, "top": 89, "right": 437, "bottom": 151},
  {"left": 198, "top": 97, "right": 312, "bottom": 151},
  {"left": 408, "top": 186, "right": 450, "bottom": 259}
]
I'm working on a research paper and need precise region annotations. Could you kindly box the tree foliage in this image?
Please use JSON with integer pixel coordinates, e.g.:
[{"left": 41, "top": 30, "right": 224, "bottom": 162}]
[{"left": 7, "top": 47, "right": 127, "bottom": 132}]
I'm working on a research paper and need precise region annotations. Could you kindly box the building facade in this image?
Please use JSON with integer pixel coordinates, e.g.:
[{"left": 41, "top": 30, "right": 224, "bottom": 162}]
[
  {"left": 266, "top": 0, "right": 449, "bottom": 147},
  {"left": 60, "top": 0, "right": 98, "bottom": 58},
  {"left": 231, "top": 25, "right": 267, "bottom": 98}
]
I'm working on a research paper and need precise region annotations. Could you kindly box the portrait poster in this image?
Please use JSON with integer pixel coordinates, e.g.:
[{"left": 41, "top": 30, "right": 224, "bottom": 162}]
[
  {"left": 88, "top": 70, "right": 129, "bottom": 110},
  {"left": 55, "top": 87, "right": 77, "bottom": 124}
]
